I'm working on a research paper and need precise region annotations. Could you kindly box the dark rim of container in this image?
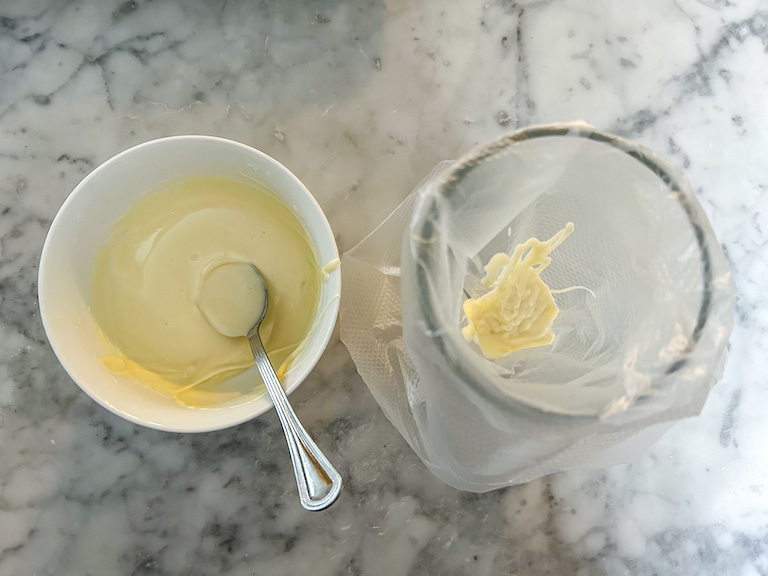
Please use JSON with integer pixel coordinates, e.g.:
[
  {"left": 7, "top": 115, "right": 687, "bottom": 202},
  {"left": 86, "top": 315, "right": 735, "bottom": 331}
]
[{"left": 411, "top": 124, "right": 713, "bottom": 421}]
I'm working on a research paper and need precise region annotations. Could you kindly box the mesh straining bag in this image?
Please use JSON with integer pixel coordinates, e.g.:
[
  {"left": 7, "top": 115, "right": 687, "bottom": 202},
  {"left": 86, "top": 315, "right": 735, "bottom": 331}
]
[{"left": 340, "top": 124, "right": 734, "bottom": 491}]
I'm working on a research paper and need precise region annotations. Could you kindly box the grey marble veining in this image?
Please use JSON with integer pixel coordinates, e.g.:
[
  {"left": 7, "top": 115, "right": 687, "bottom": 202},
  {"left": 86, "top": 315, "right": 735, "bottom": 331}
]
[{"left": 0, "top": 0, "right": 766, "bottom": 574}]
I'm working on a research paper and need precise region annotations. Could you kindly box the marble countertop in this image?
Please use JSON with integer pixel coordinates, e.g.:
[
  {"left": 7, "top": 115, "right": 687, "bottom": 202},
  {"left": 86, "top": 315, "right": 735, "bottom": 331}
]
[{"left": 1, "top": 0, "right": 766, "bottom": 574}]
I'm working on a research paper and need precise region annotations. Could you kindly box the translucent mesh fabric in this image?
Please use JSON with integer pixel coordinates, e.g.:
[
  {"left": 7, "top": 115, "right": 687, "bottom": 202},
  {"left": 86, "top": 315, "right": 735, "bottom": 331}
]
[{"left": 340, "top": 125, "right": 734, "bottom": 491}]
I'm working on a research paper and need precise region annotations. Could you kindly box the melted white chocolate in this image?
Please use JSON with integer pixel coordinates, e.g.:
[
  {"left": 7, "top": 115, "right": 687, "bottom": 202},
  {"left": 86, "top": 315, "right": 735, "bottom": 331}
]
[
  {"left": 462, "top": 222, "right": 574, "bottom": 359},
  {"left": 90, "top": 176, "right": 320, "bottom": 407}
]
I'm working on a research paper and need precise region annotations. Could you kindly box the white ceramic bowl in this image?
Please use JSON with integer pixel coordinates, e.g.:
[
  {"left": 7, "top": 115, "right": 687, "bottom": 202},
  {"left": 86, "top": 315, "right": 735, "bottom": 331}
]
[{"left": 38, "top": 136, "right": 341, "bottom": 432}]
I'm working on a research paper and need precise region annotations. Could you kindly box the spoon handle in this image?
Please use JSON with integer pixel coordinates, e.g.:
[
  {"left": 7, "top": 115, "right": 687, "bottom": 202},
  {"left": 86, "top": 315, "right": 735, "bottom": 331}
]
[{"left": 248, "top": 332, "right": 343, "bottom": 511}]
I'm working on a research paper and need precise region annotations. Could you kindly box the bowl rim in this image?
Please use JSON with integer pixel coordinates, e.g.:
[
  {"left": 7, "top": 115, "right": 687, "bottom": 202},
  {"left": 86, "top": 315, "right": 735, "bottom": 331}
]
[{"left": 38, "top": 135, "right": 340, "bottom": 433}]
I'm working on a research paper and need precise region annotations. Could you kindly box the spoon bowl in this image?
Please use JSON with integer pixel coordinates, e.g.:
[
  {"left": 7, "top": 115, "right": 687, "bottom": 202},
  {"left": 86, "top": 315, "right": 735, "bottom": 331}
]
[{"left": 197, "top": 261, "right": 268, "bottom": 338}]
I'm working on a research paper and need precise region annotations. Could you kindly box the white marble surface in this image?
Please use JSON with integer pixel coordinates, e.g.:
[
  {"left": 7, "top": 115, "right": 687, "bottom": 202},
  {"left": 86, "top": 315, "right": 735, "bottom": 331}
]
[{"left": 0, "top": 0, "right": 766, "bottom": 574}]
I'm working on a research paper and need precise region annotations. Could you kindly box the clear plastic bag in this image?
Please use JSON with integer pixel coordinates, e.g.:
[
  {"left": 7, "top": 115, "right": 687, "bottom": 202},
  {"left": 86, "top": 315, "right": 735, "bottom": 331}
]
[{"left": 340, "top": 123, "right": 734, "bottom": 491}]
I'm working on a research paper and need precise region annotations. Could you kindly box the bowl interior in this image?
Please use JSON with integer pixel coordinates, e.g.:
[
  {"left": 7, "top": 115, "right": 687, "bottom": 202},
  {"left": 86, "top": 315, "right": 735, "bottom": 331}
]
[{"left": 39, "top": 136, "right": 340, "bottom": 432}]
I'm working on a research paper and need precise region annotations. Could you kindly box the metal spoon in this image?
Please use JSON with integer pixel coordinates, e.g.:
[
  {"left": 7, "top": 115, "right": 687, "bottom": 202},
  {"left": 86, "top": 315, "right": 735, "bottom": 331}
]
[{"left": 197, "top": 262, "right": 342, "bottom": 511}]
